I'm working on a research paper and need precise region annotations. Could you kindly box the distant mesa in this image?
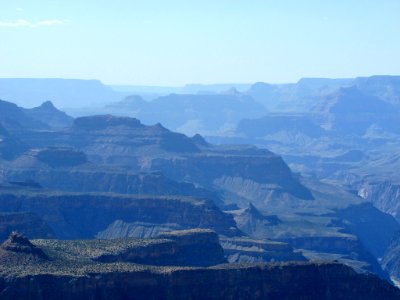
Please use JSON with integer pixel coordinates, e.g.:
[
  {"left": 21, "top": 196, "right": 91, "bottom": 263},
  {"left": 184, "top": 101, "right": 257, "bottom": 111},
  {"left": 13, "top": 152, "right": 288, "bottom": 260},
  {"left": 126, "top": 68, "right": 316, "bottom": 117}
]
[
  {"left": 314, "top": 86, "right": 394, "bottom": 115},
  {"left": 354, "top": 75, "right": 400, "bottom": 106},
  {"left": 247, "top": 78, "right": 355, "bottom": 112},
  {"left": 0, "top": 78, "right": 122, "bottom": 108},
  {"left": 313, "top": 86, "right": 400, "bottom": 134},
  {"left": 73, "top": 115, "right": 143, "bottom": 130},
  {"left": 106, "top": 95, "right": 146, "bottom": 109}
]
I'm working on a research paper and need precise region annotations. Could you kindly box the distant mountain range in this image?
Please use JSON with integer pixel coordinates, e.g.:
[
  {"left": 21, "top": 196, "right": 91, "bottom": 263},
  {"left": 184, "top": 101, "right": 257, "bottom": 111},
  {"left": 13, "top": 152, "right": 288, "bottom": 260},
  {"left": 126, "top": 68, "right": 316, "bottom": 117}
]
[{"left": 1, "top": 75, "right": 399, "bottom": 113}]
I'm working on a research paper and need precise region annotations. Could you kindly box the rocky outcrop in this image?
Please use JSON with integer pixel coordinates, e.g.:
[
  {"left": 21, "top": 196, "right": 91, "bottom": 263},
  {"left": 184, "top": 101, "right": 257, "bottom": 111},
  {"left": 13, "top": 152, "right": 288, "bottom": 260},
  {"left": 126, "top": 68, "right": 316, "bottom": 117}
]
[
  {"left": 0, "top": 232, "right": 47, "bottom": 259},
  {"left": 23, "top": 101, "right": 73, "bottom": 129},
  {"left": 232, "top": 203, "right": 281, "bottom": 239},
  {"left": 156, "top": 229, "right": 225, "bottom": 266},
  {"left": 0, "top": 99, "right": 48, "bottom": 131}
]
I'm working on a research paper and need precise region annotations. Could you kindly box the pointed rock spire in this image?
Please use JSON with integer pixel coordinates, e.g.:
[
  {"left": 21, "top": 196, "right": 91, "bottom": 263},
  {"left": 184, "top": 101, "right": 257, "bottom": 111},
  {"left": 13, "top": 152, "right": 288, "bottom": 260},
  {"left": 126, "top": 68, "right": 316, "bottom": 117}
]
[
  {"left": 1, "top": 231, "right": 48, "bottom": 259},
  {"left": 245, "top": 202, "right": 264, "bottom": 219}
]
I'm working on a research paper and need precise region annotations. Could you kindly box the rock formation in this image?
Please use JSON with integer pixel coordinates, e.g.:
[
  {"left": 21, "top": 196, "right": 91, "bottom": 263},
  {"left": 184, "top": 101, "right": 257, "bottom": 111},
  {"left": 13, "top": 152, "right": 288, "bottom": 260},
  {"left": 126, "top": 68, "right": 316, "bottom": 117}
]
[
  {"left": 0, "top": 232, "right": 399, "bottom": 299},
  {"left": 23, "top": 101, "right": 74, "bottom": 129},
  {"left": 0, "top": 189, "right": 239, "bottom": 239},
  {"left": 0, "top": 231, "right": 47, "bottom": 260}
]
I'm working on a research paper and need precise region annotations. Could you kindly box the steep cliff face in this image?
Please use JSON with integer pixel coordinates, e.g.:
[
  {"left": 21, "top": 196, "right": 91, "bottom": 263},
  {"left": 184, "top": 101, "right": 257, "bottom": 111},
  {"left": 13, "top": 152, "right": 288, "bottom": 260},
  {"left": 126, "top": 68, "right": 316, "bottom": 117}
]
[
  {"left": 382, "top": 233, "right": 400, "bottom": 282},
  {"left": 0, "top": 212, "right": 55, "bottom": 241},
  {"left": 227, "top": 196, "right": 395, "bottom": 280},
  {"left": 0, "top": 123, "right": 27, "bottom": 160},
  {"left": 156, "top": 229, "right": 225, "bottom": 266},
  {"left": 150, "top": 152, "right": 314, "bottom": 200},
  {"left": 0, "top": 262, "right": 398, "bottom": 300},
  {"left": 358, "top": 180, "right": 400, "bottom": 222},
  {"left": 0, "top": 189, "right": 238, "bottom": 239},
  {"left": 4, "top": 167, "right": 224, "bottom": 207},
  {"left": 330, "top": 203, "right": 400, "bottom": 259}
]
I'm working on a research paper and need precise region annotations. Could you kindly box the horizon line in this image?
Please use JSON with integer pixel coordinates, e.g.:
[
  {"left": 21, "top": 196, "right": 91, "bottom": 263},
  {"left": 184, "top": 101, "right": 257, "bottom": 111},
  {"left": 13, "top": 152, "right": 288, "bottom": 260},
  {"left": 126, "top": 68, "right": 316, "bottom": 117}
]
[{"left": 0, "top": 74, "right": 399, "bottom": 87}]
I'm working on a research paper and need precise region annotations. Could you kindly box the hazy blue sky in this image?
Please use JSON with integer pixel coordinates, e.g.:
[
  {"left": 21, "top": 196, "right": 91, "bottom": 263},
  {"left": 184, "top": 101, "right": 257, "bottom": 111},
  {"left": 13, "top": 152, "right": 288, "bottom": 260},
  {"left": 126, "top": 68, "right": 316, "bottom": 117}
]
[{"left": 1, "top": 0, "right": 399, "bottom": 85}]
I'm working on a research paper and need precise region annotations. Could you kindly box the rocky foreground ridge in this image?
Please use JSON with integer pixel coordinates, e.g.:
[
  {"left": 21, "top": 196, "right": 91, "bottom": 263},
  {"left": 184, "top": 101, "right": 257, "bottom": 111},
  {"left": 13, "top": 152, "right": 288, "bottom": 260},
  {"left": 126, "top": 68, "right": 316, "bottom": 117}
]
[{"left": 0, "top": 232, "right": 399, "bottom": 300}]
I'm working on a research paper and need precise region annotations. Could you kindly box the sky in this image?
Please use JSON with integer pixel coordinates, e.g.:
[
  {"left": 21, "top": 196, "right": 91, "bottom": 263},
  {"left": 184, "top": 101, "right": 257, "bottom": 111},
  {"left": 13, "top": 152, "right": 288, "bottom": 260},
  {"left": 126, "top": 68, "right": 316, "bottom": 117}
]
[{"left": 0, "top": 0, "right": 400, "bottom": 86}]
